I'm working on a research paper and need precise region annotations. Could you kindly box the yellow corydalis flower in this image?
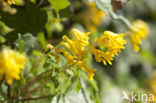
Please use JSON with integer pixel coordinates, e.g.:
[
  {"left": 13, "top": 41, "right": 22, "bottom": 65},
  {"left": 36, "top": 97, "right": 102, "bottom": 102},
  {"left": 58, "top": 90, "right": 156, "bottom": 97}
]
[
  {"left": 91, "top": 31, "right": 126, "bottom": 65},
  {"left": 90, "top": 46, "right": 113, "bottom": 65},
  {"left": 0, "top": 0, "right": 15, "bottom": 6},
  {"left": 61, "top": 29, "right": 96, "bottom": 80},
  {"left": 60, "top": 48, "right": 77, "bottom": 66},
  {"left": 128, "top": 20, "right": 149, "bottom": 52},
  {"left": 96, "top": 31, "right": 126, "bottom": 50},
  {"left": 77, "top": 59, "right": 96, "bottom": 80},
  {"left": 0, "top": 49, "right": 26, "bottom": 85},
  {"left": 87, "top": 2, "right": 104, "bottom": 26},
  {"left": 62, "top": 29, "right": 90, "bottom": 59},
  {"left": 52, "top": 29, "right": 126, "bottom": 80},
  {"left": 77, "top": 2, "right": 104, "bottom": 32},
  {"left": 71, "top": 28, "right": 90, "bottom": 50}
]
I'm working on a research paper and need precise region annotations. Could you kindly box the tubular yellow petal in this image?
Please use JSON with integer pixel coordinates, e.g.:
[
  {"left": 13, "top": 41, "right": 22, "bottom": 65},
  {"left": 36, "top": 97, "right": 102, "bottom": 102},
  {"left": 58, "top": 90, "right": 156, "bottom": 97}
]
[
  {"left": 0, "top": 49, "right": 26, "bottom": 85},
  {"left": 128, "top": 20, "right": 149, "bottom": 52}
]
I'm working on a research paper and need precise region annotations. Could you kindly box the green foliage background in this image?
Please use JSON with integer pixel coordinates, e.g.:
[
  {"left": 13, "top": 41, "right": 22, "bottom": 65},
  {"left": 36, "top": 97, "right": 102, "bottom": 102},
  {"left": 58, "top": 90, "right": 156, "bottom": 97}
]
[{"left": 0, "top": 0, "right": 156, "bottom": 103}]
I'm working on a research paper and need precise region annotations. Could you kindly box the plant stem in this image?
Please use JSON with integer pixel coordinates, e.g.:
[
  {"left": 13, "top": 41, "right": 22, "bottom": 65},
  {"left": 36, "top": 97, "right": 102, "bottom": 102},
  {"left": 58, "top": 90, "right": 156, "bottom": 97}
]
[
  {"left": 80, "top": 78, "right": 89, "bottom": 103},
  {"left": 21, "top": 68, "right": 52, "bottom": 93},
  {"left": 59, "top": 60, "right": 79, "bottom": 73},
  {"left": 24, "top": 78, "right": 49, "bottom": 97},
  {"left": 7, "top": 84, "right": 11, "bottom": 99},
  {"left": 109, "top": 8, "right": 133, "bottom": 30},
  {"left": 81, "top": 87, "right": 89, "bottom": 103},
  {"left": 0, "top": 78, "right": 4, "bottom": 86},
  {"left": 20, "top": 95, "right": 55, "bottom": 101},
  {"left": 24, "top": 55, "right": 45, "bottom": 80}
]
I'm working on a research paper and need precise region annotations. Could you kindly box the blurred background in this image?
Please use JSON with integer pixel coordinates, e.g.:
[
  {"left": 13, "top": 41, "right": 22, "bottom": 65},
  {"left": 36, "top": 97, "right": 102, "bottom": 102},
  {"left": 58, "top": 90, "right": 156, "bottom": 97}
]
[{"left": 0, "top": 0, "right": 156, "bottom": 103}]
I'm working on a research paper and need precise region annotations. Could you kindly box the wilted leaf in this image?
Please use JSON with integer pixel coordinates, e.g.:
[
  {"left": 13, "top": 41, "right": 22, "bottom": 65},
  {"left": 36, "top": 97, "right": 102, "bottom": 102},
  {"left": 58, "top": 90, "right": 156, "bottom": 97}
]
[{"left": 111, "top": 0, "right": 130, "bottom": 12}]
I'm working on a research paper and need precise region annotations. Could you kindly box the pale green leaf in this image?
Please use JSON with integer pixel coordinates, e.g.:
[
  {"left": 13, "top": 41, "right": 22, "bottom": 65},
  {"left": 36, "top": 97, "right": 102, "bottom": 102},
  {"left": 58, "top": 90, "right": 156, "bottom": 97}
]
[
  {"left": 95, "top": 0, "right": 111, "bottom": 14},
  {"left": 48, "top": 0, "right": 70, "bottom": 12}
]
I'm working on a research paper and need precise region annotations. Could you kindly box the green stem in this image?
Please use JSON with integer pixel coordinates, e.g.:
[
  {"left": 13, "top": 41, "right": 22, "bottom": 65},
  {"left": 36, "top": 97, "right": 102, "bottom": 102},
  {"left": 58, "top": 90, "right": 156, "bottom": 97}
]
[
  {"left": 81, "top": 87, "right": 89, "bottom": 103},
  {"left": 109, "top": 8, "right": 133, "bottom": 30},
  {"left": 0, "top": 77, "right": 4, "bottom": 86},
  {"left": 21, "top": 68, "right": 52, "bottom": 93},
  {"left": 24, "top": 78, "right": 49, "bottom": 97},
  {"left": 20, "top": 94, "right": 55, "bottom": 101},
  {"left": 80, "top": 78, "right": 89, "bottom": 103},
  {"left": 7, "top": 85, "right": 11, "bottom": 99}
]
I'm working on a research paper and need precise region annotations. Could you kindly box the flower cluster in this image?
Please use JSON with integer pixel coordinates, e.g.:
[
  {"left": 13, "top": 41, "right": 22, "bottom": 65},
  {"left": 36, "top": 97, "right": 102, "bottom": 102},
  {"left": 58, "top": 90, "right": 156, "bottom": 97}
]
[
  {"left": 0, "top": 49, "right": 26, "bottom": 85},
  {"left": 49, "top": 29, "right": 126, "bottom": 80},
  {"left": 0, "top": 0, "right": 15, "bottom": 6},
  {"left": 128, "top": 20, "right": 149, "bottom": 52},
  {"left": 91, "top": 31, "right": 126, "bottom": 65},
  {"left": 60, "top": 29, "right": 96, "bottom": 80},
  {"left": 77, "top": 2, "right": 105, "bottom": 33}
]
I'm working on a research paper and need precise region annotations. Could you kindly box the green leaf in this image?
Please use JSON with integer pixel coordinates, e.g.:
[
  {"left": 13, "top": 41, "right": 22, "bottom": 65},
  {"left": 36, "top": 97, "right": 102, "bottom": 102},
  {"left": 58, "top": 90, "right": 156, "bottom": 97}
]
[
  {"left": 53, "top": 8, "right": 72, "bottom": 18},
  {"left": 64, "top": 76, "right": 78, "bottom": 94},
  {"left": 1, "top": 1, "right": 47, "bottom": 42},
  {"left": 5, "top": 30, "right": 19, "bottom": 42},
  {"left": 51, "top": 76, "right": 59, "bottom": 89},
  {"left": 19, "top": 74, "right": 25, "bottom": 85},
  {"left": 88, "top": 80, "right": 99, "bottom": 92},
  {"left": 0, "top": 35, "right": 6, "bottom": 43},
  {"left": 75, "top": 79, "right": 82, "bottom": 93},
  {"left": 95, "top": 0, "right": 111, "bottom": 14},
  {"left": 18, "top": 34, "right": 24, "bottom": 53},
  {"left": 38, "top": 32, "right": 47, "bottom": 50},
  {"left": 48, "top": 0, "right": 70, "bottom": 12},
  {"left": 20, "top": 33, "right": 36, "bottom": 52},
  {"left": 13, "top": 33, "right": 36, "bottom": 52}
]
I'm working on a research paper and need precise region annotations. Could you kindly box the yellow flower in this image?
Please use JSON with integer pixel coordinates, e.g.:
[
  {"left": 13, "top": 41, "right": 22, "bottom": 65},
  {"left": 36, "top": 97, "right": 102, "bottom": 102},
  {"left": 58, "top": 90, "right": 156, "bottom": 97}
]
[
  {"left": 60, "top": 48, "right": 77, "bottom": 66},
  {"left": 71, "top": 28, "right": 90, "bottom": 50},
  {"left": 95, "top": 31, "right": 126, "bottom": 51},
  {"left": 0, "top": 49, "right": 26, "bottom": 85},
  {"left": 62, "top": 29, "right": 90, "bottom": 59},
  {"left": 90, "top": 46, "right": 113, "bottom": 65},
  {"left": 62, "top": 36, "right": 78, "bottom": 55},
  {"left": 77, "top": 59, "right": 96, "bottom": 80},
  {"left": 58, "top": 29, "right": 126, "bottom": 79},
  {"left": 60, "top": 29, "right": 96, "bottom": 80},
  {"left": 88, "top": 3, "right": 104, "bottom": 26},
  {"left": 0, "top": 0, "right": 15, "bottom": 6},
  {"left": 91, "top": 31, "right": 126, "bottom": 65},
  {"left": 128, "top": 20, "right": 149, "bottom": 52},
  {"left": 77, "top": 2, "right": 104, "bottom": 32}
]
